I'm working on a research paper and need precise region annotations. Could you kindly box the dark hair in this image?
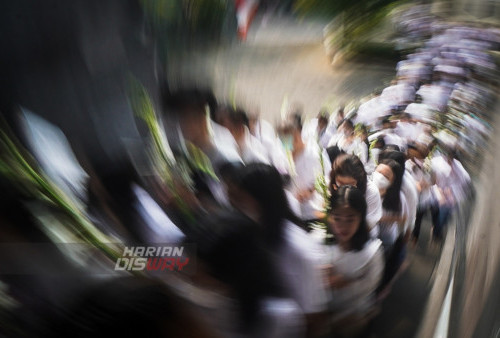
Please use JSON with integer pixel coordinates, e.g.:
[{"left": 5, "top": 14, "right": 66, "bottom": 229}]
[
  {"left": 381, "top": 144, "right": 401, "bottom": 153},
  {"left": 374, "top": 136, "right": 386, "bottom": 149},
  {"left": 213, "top": 104, "right": 233, "bottom": 124},
  {"left": 406, "top": 142, "right": 419, "bottom": 151},
  {"left": 331, "top": 154, "right": 368, "bottom": 195},
  {"left": 318, "top": 110, "right": 329, "bottom": 125},
  {"left": 378, "top": 149, "right": 406, "bottom": 169},
  {"left": 203, "top": 211, "right": 285, "bottom": 331},
  {"left": 161, "top": 88, "right": 215, "bottom": 118},
  {"left": 230, "top": 108, "right": 250, "bottom": 128},
  {"left": 378, "top": 158, "right": 403, "bottom": 212},
  {"left": 339, "top": 118, "right": 354, "bottom": 131},
  {"left": 290, "top": 113, "right": 303, "bottom": 131},
  {"left": 234, "top": 163, "right": 301, "bottom": 245},
  {"left": 326, "top": 145, "right": 344, "bottom": 164},
  {"left": 329, "top": 185, "right": 369, "bottom": 251}
]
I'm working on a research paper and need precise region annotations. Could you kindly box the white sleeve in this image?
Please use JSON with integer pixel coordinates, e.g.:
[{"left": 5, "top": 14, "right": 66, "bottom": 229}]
[
  {"left": 349, "top": 245, "right": 384, "bottom": 310},
  {"left": 353, "top": 243, "right": 384, "bottom": 299},
  {"left": 399, "top": 193, "right": 411, "bottom": 234},
  {"left": 402, "top": 173, "right": 419, "bottom": 233},
  {"left": 132, "top": 184, "right": 186, "bottom": 244},
  {"left": 365, "top": 182, "right": 382, "bottom": 230},
  {"left": 281, "top": 225, "right": 328, "bottom": 314},
  {"left": 358, "top": 142, "right": 368, "bottom": 165},
  {"left": 257, "top": 298, "right": 306, "bottom": 338}
]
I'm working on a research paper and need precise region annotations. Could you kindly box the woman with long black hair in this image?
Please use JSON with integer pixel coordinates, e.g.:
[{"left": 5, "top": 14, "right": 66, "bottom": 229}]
[
  {"left": 330, "top": 154, "right": 382, "bottom": 233},
  {"left": 372, "top": 158, "right": 409, "bottom": 295},
  {"left": 323, "top": 185, "right": 384, "bottom": 337},
  {"left": 227, "top": 163, "right": 328, "bottom": 336}
]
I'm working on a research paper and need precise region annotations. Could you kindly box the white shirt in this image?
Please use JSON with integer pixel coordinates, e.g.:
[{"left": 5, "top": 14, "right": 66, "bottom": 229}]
[
  {"left": 285, "top": 189, "right": 302, "bottom": 219},
  {"left": 402, "top": 171, "right": 419, "bottom": 233},
  {"left": 431, "top": 155, "right": 470, "bottom": 206},
  {"left": 404, "top": 103, "right": 437, "bottom": 124},
  {"left": 252, "top": 118, "right": 277, "bottom": 145},
  {"left": 378, "top": 193, "right": 409, "bottom": 248},
  {"left": 20, "top": 109, "right": 89, "bottom": 210},
  {"left": 323, "top": 239, "right": 384, "bottom": 321},
  {"left": 380, "top": 83, "right": 416, "bottom": 105},
  {"left": 291, "top": 143, "right": 331, "bottom": 220},
  {"left": 337, "top": 137, "right": 368, "bottom": 165},
  {"left": 366, "top": 181, "right": 383, "bottom": 231},
  {"left": 262, "top": 135, "right": 292, "bottom": 175},
  {"left": 210, "top": 121, "right": 243, "bottom": 164},
  {"left": 132, "top": 184, "right": 185, "bottom": 244},
  {"left": 406, "top": 159, "right": 433, "bottom": 208},
  {"left": 254, "top": 298, "right": 306, "bottom": 338},
  {"left": 275, "top": 222, "right": 328, "bottom": 314},
  {"left": 239, "top": 127, "right": 271, "bottom": 165}
]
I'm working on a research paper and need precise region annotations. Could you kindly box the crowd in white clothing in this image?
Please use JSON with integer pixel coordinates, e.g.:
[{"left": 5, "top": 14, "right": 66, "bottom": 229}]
[{"left": 6, "top": 15, "right": 498, "bottom": 338}]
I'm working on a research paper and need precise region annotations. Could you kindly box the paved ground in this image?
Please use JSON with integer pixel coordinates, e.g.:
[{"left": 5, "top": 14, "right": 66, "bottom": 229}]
[{"left": 166, "top": 15, "right": 396, "bottom": 122}]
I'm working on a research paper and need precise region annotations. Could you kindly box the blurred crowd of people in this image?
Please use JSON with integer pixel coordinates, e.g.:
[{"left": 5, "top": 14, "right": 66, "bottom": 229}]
[{"left": 1, "top": 16, "right": 499, "bottom": 338}]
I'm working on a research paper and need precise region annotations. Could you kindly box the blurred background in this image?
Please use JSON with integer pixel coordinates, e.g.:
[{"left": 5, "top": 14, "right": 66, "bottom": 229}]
[{"left": 0, "top": 0, "right": 499, "bottom": 337}]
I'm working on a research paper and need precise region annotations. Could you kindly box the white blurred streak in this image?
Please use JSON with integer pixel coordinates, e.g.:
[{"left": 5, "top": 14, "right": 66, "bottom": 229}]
[{"left": 20, "top": 107, "right": 89, "bottom": 210}]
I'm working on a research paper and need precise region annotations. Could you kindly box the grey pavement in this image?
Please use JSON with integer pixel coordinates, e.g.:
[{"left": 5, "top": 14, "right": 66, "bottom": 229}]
[{"left": 166, "top": 15, "right": 396, "bottom": 122}]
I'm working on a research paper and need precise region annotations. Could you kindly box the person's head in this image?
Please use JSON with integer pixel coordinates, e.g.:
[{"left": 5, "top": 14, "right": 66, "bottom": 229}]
[
  {"left": 378, "top": 149, "right": 405, "bottom": 169},
  {"left": 407, "top": 142, "right": 427, "bottom": 161},
  {"left": 326, "top": 145, "right": 344, "bottom": 164},
  {"left": 400, "top": 113, "right": 412, "bottom": 123},
  {"left": 374, "top": 159, "right": 403, "bottom": 212},
  {"left": 278, "top": 120, "right": 303, "bottom": 153},
  {"left": 339, "top": 119, "right": 355, "bottom": 137},
  {"left": 213, "top": 104, "right": 233, "bottom": 125},
  {"left": 163, "top": 88, "right": 214, "bottom": 148},
  {"left": 247, "top": 109, "right": 260, "bottom": 136},
  {"left": 317, "top": 110, "right": 329, "bottom": 132},
  {"left": 331, "top": 154, "right": 368, "bottom": 195},
  {"left": 328, "top": 186, "right": 369, "bottom": 251},
  {"left": 336, "top": 105, "right": 345, "bottom": 123},
  {"left": 219, "top": 107, "right": 249, "bottom": 141},
  {"left": 371, "top": 137, "right": 386, "bottom": 163},
  {"left": 381, "top": 116, "right": 395, "bottom": 130},
  {"left": 228, "top": 163, "right": 293, "bottom": 245}
]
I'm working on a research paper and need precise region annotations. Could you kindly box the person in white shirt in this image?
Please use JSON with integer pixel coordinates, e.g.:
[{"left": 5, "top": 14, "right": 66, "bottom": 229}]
[
  {"left": 330, "top": 154, "right": 382, "bottom": 232},
  {"left": 372, "top": 159, "right": 409, "bottom": 294},
  {"left": 164, "top": 90, "right": 241, "bottom": 207},
  {"left": 247, "top": 110, "right": 291, "bottom": 175},
  {"left": 406, "top": 143, "right": 434, "bottom": 243},
  {"left": 323, "top": 185, "right": 384, "bottom": 337},
  {"left": 302, "top": 110, "right": 335, "bottom": 149},
  {"left": 227, "top": 163, "right": 329, "bottom": 336},
  {"left": 330, "top": 119, "right": 368, "bottom": 165},
  {"left": 430, "top": 147, "right": 471, "bottom": 241},
  {"left": 218, "top": 107, "right": 270, "bottom": 165},
  {"left": 278, "top": 120, "right": 331, "bottom": 222},
  {"left": 378, "top": 149, "right": 419, "bottom": 241}
]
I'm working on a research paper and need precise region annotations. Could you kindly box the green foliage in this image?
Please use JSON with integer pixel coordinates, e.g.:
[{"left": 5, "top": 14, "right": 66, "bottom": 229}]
[
  {"left": 314, "top": 143, "right": 330, "bottom": 230},
  {"left": 295, "top": 0, "right": 407, "bottom": 58},
  {"left": 140, "top": 0, "right": 229, "bottom": 34},
  {"left": 0, "top": 124, "right": 122, "bottom": 262},
  {"left": 128, "top": 77, "right": 219, "bottom": 224}
]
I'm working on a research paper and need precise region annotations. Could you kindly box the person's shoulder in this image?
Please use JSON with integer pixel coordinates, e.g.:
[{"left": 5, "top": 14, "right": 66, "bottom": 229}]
[
  {"left": 283, "top": 221, "right": 321, "bottom": 253},
  {"left": 366, "top": 181, "right": 379, "bottom": 197},
  {"left": 366, "top": 237, "right": 382, "bottom": 249}
]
